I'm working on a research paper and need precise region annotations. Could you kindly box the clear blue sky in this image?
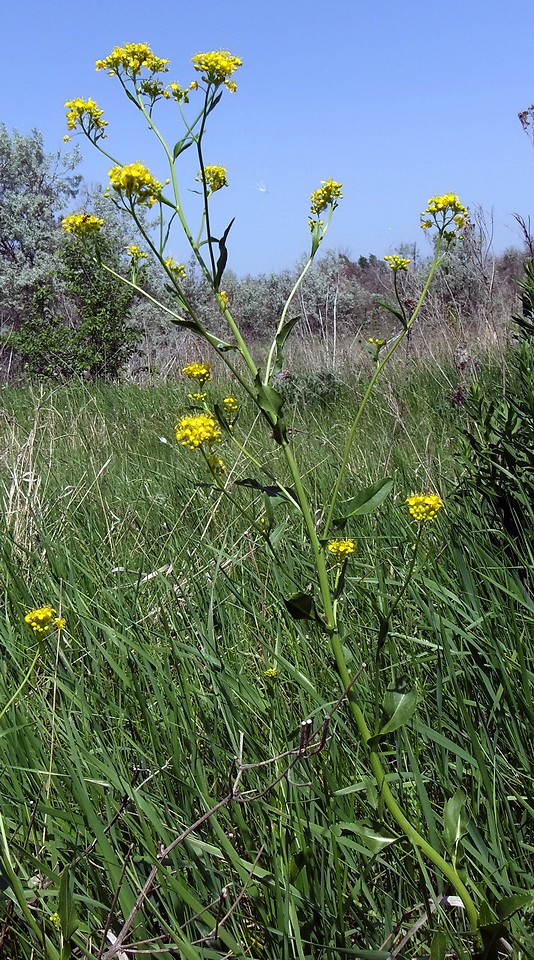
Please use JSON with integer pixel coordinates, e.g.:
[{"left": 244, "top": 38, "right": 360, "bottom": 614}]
[{"left": 5, "top": 0, "right": 534, "bottom": 275}]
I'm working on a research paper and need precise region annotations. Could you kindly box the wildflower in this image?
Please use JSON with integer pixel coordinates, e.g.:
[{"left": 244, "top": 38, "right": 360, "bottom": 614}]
[
  {"left": 208, "top": 454, "right": 226, "bottom": 474},
  {"left": 218, "top": 290, "right": 229, "bottom": 309},
  {"left": 384, "top": 255, "right": 410, "bottom": 272},
  {"left": 65, "top": 98, "right": 108, "bottom": 139},
  {"left": 108, "top": 163, "right": 163, "bottom": 207},
  {"left": 139, "top": 78, "right": 171, "bottom": 101},
  {"left": 96, "top": 43, "right": 169, "bottom": 77},
  {"left": 49, "top": 912, "right": 61, "bottom": 929},
  {"left": 168, "top": 81, "right": 197, "bottom": 103},
  {"left": 164, "top": 258, "right": 186, "bottom": 279},
  {"left": 264, "top": 667, "right": 278, "bottom": 678},
  {"left": 368, "top": 337, "right": 387, "bottom": 349},
  {"left": 24, "top": 607, "right": 66, "bottom": 634},
  {"left": 223, "top": 396, "right": 239, "bottom": 414},
  {"left": 420, "top": 194, "right": 468, "bottom": 235},
  {"left": 310, "top": 180, "right": 343, "bottom": 217},
  {"left": 62, "top": 135, "right": 71, "bottom": 142},
  {"left": 405, "top": 493, "right": 443, "bottom": 524},
  {"left": 183, "top": 362, "right": 212, "bottom": 385},
  {"left": 175, "top": 414, "right": 221, "bottom": 449},
  {"left": 62, "top": 213, "right": 104, "bottom": 236},
  {"left": 126, "top": 244, "right": 148, "bottom": 262},
  {"left": 192, "top": 51, "right": 243, "bottom": 89},
  {"left": 196, "top": 165, "right": 228, "bottom": 192},
  {"left": 188, "top": 392, "right": 207, "bottom": 402},
  {"left": 327, "top": 539, "right": 355, "bottom": 560}
]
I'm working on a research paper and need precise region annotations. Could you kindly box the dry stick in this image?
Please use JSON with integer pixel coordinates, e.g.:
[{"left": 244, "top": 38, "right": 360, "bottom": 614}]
[
  {"left": 97, "top": 844, "right": 135, "bottom": 960},
  {"left": 101, "top": 667, "right": 366, "bottom": 960}
]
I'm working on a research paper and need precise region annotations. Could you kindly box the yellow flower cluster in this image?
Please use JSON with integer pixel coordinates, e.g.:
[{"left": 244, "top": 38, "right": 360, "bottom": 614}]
[
  {"left": 310, "top": 180, "right": 343, "bottom": 217},
  {"left": 183, "top": 362, "right": 212, "bottom": 385},
  {"left": 420, "top": 194, "right": 468, "bottom": 236},
  {"left": 264, "top": 667, "right": 278, "bottom": 678},
  {"left": 139, "top": 78, "right": 171, "bottom": 101},
  {"left": 65, "top": 98, "right": 108, "bottom": 137},
  {"left": 126, "top": 244, "right": 148, "bottom": 261},
  {"left": 208, "top": 454, "right": 226, "bottom": 474},
  {"left": 24, "top": 607, "right": 66, "bottom": 635},
  {"left": 327, "top": 539, "right": 355, "bottom": 560},
  {"left": 384, "top": 255, "right": 411, "bottom": 272},
  {"left": 96, "top": 43, "right": 169, "bottom": 77},
  {"left": 218, "top": 291, "right": 229, "bottom": 309},
  {"left": 196, "top": 165, "right": 228, "bottom": 192},
  {"left": 405, "top": 493, "right": 443, "bottom": 524},
  {"left": 168, "top": 81, "right": 198, "bottom": 103},
  {"left": 108, "top": 163, "right": 163, "bottom": 207},
  {"left": 62, "top": 213, "right": 104, "bottom": 236},
  {"left": 223, "top": 396, "right": 239, "bottom": 413},
  {"left": 191, "top": 51, "right": 243, "bottom": 89},
  {"left": 164, "top": 258, "right": 186, "bottom": 279},
  {"left": 175, "top": 414, "right": 221, "bottom": 449}
]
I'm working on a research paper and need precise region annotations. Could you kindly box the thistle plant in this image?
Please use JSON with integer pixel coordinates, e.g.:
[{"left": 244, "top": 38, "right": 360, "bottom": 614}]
[{"left": 57, "top": 41, "right": 511, "bottom": 954}]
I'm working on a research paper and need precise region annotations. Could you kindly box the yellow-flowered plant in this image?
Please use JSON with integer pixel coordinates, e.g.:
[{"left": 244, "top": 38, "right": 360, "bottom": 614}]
[
  {"left": 108, "top": 162, "right": 164, "bottom": 207},
  {"left": 196, "top": 165, "right": 228, "bottom": 192},
  {"left": 96, "top": 43, "right": 170, "bottom": 77},
  {"left": 24, "top": 607, "right": 66, "bottom": 635},
  {"left": 222, "top": 396, "right": 239, "bottom": 413},
  {"left": 327, "top": 539, "right": 355, "bottom": 560},
  {"left": 191, "top": 50, "right": 243, "bottom": 89},
  {"left": 64, "top": 98, "right": 108, "bottom": 140},
  {"left": 182, "top": 362, "right": 212, "bottom": 385},
  {"left": 384, "top": 254, "right": 410, "bottom": 272},
  {"left": 62, "top": 213, "right": 104, "bottom": 236},
  {"left": 175, "top": 414, "right": 221, "bottom": 449},
  {"left": 63, "top": 43, "right": 483, "bottom": 944},
  {"left": 405, "top": 493, "right": 443, "bottom": 524}
]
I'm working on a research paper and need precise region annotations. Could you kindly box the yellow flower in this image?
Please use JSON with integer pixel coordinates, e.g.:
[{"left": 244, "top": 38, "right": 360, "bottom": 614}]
[
  {"left": 327, "top": 539, "right": 355, "bottom": 560},
  {"left": 310, "top": 180, "right": 343, "bottom": 217},
  {"left": 183, "top": 362, "right": 212, "bottom": 385},
  {"left": 139, "top": 77, "right": 171, "bottom": 101},
  {"left": 49, "top": 912, "right": 61, "bottom": 929},
  {"left": 64, "top": 98, "right": 108, "bottom": 138},
  {"left": 420, "top": 195, "right": 468, "bottom": 235},
  {"left": 164, "top": 258, "right": 186, "bottom": 279},
  {"left": 96, "top": 43, "right": 169, "bottom": 77},
  {"left": 196, "top": 165, "right": 228, "bottom": 192},
  {"left": 191, "top": 51, "right": 243, "bottom": 89},
  {"left": 208, "top": 454, "right": 226, "bottom": 475},
  {"left": 62, "top": 213, "right": 104, "bottom": 236},
  {"left": 108, "top": 163, "right": 163, "bottom": 207},
  {"left": 175, "top": 414, "right": 221, "bottom": 449},
  {"left": 368, "top": 337, "right": 387, "bottom": 348},
  {"left": 223, "top": 396, "right": 239, "bottom": 413},
  {"left": 264, "top": 667, "right": 278, "bottom": 678},
  {"left": 24, "top": 607, "right": 66, "bottom": 634},
  {"left": 218, "top": 290, "right": 229, "bottom": 309},
  {"left": 405, "top": 493, "right": 443, "bottom": 524},
  {"left": 126, "top": 244, "right": 148, "bottom": 261},
  {"left": 384, "top": 255, "right": 410, "bottom": 272},
  {"left": 188, "top": 392, "right": 207, "bottom": 402}
]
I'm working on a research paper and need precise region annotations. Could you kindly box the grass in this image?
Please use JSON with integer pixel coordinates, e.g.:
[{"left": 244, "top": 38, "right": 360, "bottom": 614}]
[{"left": 0, "top": 360, "right": 532, "bottom": 959}]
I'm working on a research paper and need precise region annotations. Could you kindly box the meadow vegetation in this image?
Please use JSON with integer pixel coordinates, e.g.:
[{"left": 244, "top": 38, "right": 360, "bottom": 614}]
[{"left": 0, "top": 41, "right": 533, "bottom": 960}]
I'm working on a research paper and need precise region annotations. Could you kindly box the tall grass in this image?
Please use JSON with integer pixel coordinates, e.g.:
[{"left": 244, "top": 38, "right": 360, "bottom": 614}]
[{"left": 0, "top": 365, "right": 532, "bottom": 958}]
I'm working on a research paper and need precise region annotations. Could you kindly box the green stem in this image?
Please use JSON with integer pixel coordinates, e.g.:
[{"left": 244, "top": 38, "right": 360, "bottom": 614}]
[{"left": 322, "top": 235, "right": 445, "bottom": 539}]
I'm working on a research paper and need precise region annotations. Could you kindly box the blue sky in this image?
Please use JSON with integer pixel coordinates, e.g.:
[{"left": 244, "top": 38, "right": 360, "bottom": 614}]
[{"left": 5, "top": 0, "right": 534, "bottom": 274}]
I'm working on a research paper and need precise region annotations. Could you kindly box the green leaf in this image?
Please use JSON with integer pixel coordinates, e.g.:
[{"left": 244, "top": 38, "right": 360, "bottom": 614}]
[
  {"left": 271, "top": 316, "right": 300, "bottom": 377},
  {"left": 370, "top": 677, "right": 417, "bottom": 745},
  {"left": 284, "top": 592, "right": 316, "bottom": 621},
  {"left": 430, "top": 930, "right": 447, "bottom": 960},
  {"left": 333, "top": 478, "right": 393, "bottom": 527},
  {"left": 214, "top": 218, "right": 235, "bottom": 289},
  {"left": 172, "top": 138, "right": 193, "bottom": 160},
  {"left": 376, "top": 301, "right": 408, "bottom": 329},
  {"left": 443, "top": 789, "right": 468, "bottom": 855},
  {"left": 337, "top": 820, "right": 398, "bottom": 854},
  {"left": 254, "top": 375, "right": 285, "bottom": 420},
  {"left": 496, "top": 892, "right": 534, "bottom": 921},
  {"left": 58, "top": 865, "right": 79, "bottom": 940}
]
